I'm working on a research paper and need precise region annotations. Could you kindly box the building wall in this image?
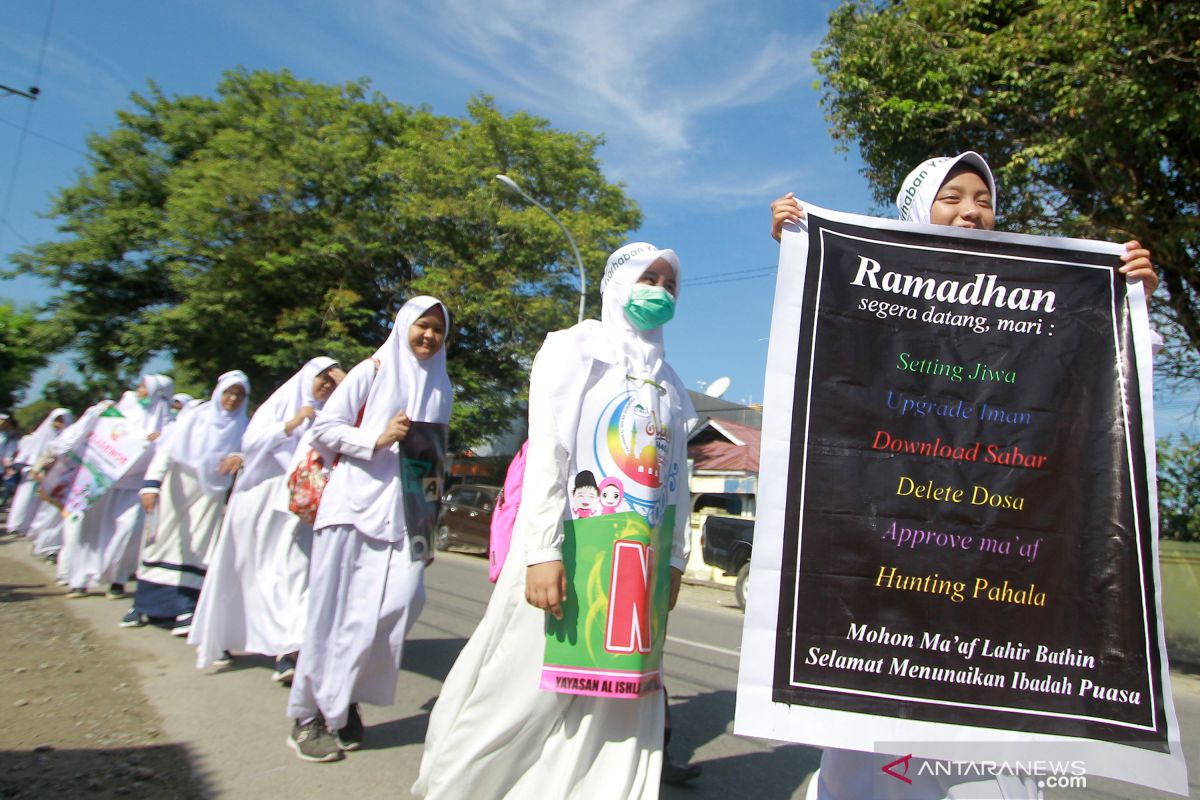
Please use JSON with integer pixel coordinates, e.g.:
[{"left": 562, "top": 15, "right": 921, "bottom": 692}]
[{"left": 1161, "top": 540, "right": 1200, "bottom": 664}]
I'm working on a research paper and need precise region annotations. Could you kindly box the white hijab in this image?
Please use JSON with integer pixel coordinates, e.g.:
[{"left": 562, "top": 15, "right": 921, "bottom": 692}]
[
  {"left": 163, "top": 370, "right": 251, "bottom": 494},
  {"left": 537, "top": 242, "right": 696, "bottom": 453},
  {"left": 895, "top": 151, "right": 997, "bottom": 224},
  {"left": 115, "top": 373, "right": 174, "bottom": 435},
  {"left": 237, "top": 356, "right": 337, "bottom": 490},
  {"left": 360, "top": 297, "right": 453, "bottom": 429},
  {"left": 15, "top": 408, "right": 73, "bottom": 464}
]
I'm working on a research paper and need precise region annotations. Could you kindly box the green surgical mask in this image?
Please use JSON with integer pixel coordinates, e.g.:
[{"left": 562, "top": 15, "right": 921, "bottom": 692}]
[
  {"left": 623, "top": 285, "right": 676, "bottom": 330},
  {"left": 138, "top": 396, "right": 151, "bottom": 408}
]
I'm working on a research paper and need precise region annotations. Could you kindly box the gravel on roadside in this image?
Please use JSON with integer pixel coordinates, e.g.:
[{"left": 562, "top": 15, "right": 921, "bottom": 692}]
[{"left": 0, "top": 535, "right": 204, "bottom": 800}]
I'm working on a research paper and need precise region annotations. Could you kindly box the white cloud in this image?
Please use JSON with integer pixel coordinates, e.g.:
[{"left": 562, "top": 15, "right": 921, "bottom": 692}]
[
  {"left": 663, "top": 167, "right": 814, "bottom": 208},
  {"left": 349, "top": 1, "right": 819, "bottom": 156},
  {"left": 205, "top": 0, "right": 832, "bottom": 206}
]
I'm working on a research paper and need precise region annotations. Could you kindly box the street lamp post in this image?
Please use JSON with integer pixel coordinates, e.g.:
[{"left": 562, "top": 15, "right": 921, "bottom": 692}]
[{"left": 494, "top": 174, "right": 586, "bottom": 323}]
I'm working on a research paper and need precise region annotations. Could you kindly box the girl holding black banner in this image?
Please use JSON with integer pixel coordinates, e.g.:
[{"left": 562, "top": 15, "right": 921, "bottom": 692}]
[
  {"left": 413, "top": 243, "right": 696, "bottom": 800},
  {"left": 769, "top": 153, "right": 1160, "bottom": 800},
  {"left": 771, "top": 151, "right": 1158, "bottom": 293},
  {"left": 285, "top": 296, "right": 451, "bottom": 763}
]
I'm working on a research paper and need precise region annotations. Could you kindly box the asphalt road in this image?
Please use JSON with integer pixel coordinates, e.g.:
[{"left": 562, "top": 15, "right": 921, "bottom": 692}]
[{"left": 6, "top": 542, "right": 1199, "bottom": 798}]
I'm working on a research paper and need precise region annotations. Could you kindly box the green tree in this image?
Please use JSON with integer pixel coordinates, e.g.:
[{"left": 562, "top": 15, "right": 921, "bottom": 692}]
[
  {"left": 815, "top": 0, "right": 1200, "bottom": 376},
  {"left": 1158, "top": 435, "right": 1200, "bottom": 541},
  {"left": 0, "top": 304, "right": 64, "bottom": 410},
  {"left": 9, "top": 69, "right": 640, "bottom": 447}
]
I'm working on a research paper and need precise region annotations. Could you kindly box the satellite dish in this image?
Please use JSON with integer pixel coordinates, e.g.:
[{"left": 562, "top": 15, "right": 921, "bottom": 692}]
[{"left": 704, "top": 376, "right": 731, "bottom": 398}]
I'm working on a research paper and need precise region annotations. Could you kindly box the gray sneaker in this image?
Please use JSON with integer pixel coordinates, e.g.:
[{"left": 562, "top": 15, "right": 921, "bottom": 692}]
[{"left": 287, "top": 717, "right": 342, "bottom": 763}]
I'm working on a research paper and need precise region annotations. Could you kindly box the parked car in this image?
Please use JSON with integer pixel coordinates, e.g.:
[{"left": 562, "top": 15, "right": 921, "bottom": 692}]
[
  {"left": 435, "top": 484, "right": 500, "bottom": 552},
  {"left": 701, "top": 515, "right": 754, "bottom": 609}
]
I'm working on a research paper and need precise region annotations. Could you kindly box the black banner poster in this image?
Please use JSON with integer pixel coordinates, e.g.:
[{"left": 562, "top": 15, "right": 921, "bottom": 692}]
[
  {"left": 399, "top": 420, "right": 448, "bottom": 560},
  {"left": 734, "top": 206, "right": 1186, "bottom": 795}
]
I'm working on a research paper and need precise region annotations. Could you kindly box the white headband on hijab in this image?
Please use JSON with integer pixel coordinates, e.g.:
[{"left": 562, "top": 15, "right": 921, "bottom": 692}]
[
  {"left": 237, "top": 356, "right": 338, "bottom": 490},
  {"left": 895, "top": 151, "right": 997, "bottom": 224},
  {"left": 163, "top": 370, "right": 250, "bottom": 494}
]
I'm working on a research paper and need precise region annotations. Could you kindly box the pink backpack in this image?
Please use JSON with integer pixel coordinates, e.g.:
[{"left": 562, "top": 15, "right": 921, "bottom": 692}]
[{"left": 488, "top": 440, "right": 529, "bottom": 583}]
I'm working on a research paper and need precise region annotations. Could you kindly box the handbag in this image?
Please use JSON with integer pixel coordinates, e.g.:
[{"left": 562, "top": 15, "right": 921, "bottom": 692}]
[
  {"left": 286, "top": 357, "right": 379, "bottom": 524},
  {"left": 286, "top": 448, "right": 328, "bottom": 524}
]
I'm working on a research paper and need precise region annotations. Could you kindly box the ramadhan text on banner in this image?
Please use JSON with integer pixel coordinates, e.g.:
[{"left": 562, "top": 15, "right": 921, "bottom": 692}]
[{"left": 733, "top": 205, "right": 1187, "bottom": 795}]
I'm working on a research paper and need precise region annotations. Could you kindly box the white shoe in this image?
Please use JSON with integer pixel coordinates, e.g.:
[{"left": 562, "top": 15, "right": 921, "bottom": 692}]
[{"left": 170, "top": 613, "right": 193, "bottom": 637}]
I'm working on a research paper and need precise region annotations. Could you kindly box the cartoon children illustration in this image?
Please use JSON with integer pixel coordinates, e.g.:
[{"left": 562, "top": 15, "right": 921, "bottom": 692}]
[
  {"left": 571, "top": 470, "right": 600, "bottom": 518},
  {"left": 598, "top": 476, "right": 625, "bottom": 515}
]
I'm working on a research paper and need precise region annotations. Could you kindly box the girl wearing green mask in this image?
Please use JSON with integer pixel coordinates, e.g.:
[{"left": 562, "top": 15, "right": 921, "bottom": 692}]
[{"left": 415, "top": 243, "right": 696, "bottom": 799}]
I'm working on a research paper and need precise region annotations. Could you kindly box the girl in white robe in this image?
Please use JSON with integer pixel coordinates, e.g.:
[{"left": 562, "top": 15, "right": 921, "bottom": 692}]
[
  {"left": 770, "top": 153, "right": 1160, "bottom": 800},
  {"left": 413, "top": 243, "right": 695, "bottom": 800},
  {"left": 285, "top": 296, "right": 451, "bottom": 763},
  {"left": 124, "top": 371, "right": 249, "bottom": 632},
  {"left": 189, "top": 357, "right": 345, "bottom": 675},
  {"left": 29, "top": 420, "right": 81, "bottom": 560},
  {"left": 5, "top": 408, "right": 72, "bottom": 536},
  {"left": 59, "top": 375, "right": 173, "bottom": 598}
]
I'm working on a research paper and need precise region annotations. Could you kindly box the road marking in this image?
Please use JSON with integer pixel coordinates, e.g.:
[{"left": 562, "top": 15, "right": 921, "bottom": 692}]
[{"left": 666, "top": 635, "right": 740, "bottom": 658}]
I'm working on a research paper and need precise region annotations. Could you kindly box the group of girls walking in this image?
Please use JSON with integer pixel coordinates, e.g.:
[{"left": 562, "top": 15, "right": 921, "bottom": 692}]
[
  {"left": 10, "top": 147, "right": 1142, "bottom": 799},
  {"left": 6, "top": 374, "right": 244, "bottom": 616},
  {"left": 7, "top": 245, "right": 694, "bottom": 797}
]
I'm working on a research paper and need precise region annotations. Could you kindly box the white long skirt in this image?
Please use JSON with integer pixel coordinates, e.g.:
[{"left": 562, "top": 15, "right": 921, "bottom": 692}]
[
  {"left": 285, "top": 524, "right": 424, "bottom": 732},
  {"left": 806, "top": 749, "right": 1041, "bottom": 799},
  {"left": 412, "top": 544, "right": 663, "bottom": 800},
  {"left": 29, "top": 502, "right": 66, "bottom": 557},
  {"left": 6, "top": 477, "right": 37, "bottom": 534},
  {"left": 190, "top": 475, "right": 314, "bottom": 668},
  {"left": 65, "top": 487, "right": 143, "bottom": 590}
]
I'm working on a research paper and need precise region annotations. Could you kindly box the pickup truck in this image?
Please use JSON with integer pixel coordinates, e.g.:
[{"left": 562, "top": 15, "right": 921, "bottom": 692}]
[{"left": 700, "top": 515, "right": 754, "bottom": 609}]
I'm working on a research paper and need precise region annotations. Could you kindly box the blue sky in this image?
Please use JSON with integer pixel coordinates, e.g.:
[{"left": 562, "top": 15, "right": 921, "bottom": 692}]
[{"left": 1, "top": 1, "right": 1194, "bottom": 435}]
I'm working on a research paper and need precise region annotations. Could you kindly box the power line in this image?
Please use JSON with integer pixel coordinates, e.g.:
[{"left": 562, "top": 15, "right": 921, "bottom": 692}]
[
  {"left": 687, "top": 264, "right": 778, "bottom": 281},
  {"left": 0, "top": 116, "right": 87, "bottom": 156},
  {"left": 1, "top": 219, "right": 29, "bottom": 245},
  {"left": 685, "top": 267, "right": 777, "bottom": 288},
  {"left": 30, "top": 0, "right": 57, "bottom": 86},
  {"left": 0, "top": 0, "right": 58, "bottom": 251}
]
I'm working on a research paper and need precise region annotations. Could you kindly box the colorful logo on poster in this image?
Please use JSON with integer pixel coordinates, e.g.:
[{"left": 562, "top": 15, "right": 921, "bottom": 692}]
[
  {"left": 589, "top": 390, "right": 674, "bottom": 524},
  {"left": 602, "top": 394, "right": 665, "bottom": 488}
]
